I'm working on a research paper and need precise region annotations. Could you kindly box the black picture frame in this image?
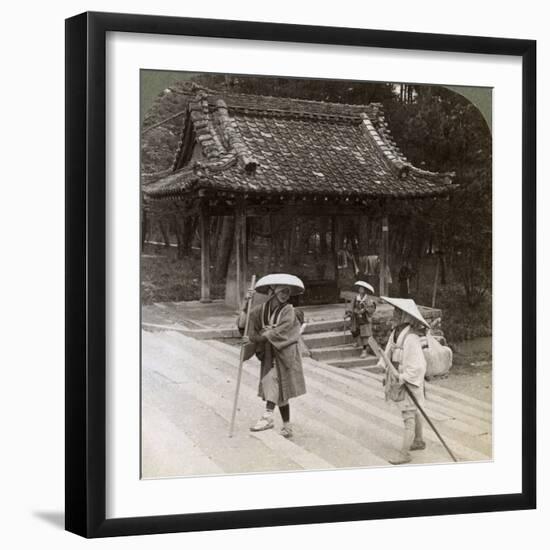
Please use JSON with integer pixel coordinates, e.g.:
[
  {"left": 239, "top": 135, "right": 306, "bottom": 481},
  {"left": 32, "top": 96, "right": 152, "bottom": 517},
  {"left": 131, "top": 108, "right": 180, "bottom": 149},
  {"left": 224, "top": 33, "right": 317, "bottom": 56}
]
[{"left": 65, "top": 11, "right": 536, "bottom": 538}]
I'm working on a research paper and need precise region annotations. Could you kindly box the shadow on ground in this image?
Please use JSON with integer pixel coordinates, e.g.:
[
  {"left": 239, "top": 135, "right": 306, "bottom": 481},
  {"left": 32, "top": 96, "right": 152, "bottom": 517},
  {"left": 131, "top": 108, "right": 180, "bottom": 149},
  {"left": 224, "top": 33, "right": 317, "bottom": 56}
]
[{"left": 33, "top": 511, "right": 65, "bottom": 530}]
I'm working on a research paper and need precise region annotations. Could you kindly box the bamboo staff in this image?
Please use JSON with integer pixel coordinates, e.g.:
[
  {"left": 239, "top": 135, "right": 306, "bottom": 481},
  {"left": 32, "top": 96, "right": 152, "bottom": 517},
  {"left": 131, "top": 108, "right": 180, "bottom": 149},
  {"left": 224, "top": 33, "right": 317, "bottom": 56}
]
[
  {"left": 367, "top": 336, "right": 458, "bottom": 462},
  {"left": 229, "top": 275, "right": 256, "bottom": 438}
]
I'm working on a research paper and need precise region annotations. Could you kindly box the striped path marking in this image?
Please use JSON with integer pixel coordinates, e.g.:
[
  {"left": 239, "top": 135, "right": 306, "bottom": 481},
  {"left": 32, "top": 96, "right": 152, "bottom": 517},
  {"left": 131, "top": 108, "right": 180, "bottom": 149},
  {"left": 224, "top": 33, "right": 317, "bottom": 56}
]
[
  {"left": 146, "top": 332, "right": 388, "bottom": 468},
  {"left": 141, "top": 397, "right": 224, "bottom": 478},
  {"left": 318, "top": 361, "right": 492, "bottom": 424},
  {"left": 143, "top": 333, "right": 336, "bottom": 470},
  {"left": 203, "top": 337, "right": 490, "bottom": 462},
  {"left": 363, "top": 368, "right": 493, "bottom": 412},
  {"left": 198, "top": 338, "right": 486, "bottom": 465},
  {"left": 179, "top": 377, "right": 335, "bottom": 471},
  {"left": 184, "top": 336, "right": 490, "bottom": 462},
  {"left": 143, "top": 367, "right": 303, "bottom": 474},
  {"left": 307, "top": 358, "right": 492, "bottom": 433}
]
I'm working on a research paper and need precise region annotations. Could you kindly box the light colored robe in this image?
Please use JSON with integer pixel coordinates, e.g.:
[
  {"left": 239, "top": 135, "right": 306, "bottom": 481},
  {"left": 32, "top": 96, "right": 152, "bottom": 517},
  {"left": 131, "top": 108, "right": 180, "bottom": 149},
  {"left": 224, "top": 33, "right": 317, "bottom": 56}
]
[{"left": 380, "top": 324, "right": 426, "bottom": 411}]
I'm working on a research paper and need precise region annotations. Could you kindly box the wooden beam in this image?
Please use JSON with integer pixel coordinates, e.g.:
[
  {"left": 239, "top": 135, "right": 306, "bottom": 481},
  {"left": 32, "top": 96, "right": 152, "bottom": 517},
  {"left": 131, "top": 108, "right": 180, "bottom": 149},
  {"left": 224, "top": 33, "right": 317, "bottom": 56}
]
[
  {"left": 180, "top": 201, "right": 375, "bottom": 218},
  {"left": 199, "top": 203, "right": 211, "bottom": 303}
]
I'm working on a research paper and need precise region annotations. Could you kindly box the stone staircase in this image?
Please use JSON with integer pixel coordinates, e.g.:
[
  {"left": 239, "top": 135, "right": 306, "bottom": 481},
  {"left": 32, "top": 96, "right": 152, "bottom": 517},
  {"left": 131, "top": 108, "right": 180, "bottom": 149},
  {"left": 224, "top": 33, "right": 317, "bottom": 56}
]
[
  {"left": 142, "top": 330, "right": 492, "bottom": 478},
  {"left": 302, "top": 324, "right": 380, "bottom": 370}
]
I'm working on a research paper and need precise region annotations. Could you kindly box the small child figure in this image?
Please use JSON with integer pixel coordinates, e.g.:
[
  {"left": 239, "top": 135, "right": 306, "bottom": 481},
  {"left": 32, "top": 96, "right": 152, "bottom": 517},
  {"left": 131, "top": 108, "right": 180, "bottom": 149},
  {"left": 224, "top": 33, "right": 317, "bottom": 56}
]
[{"left": 347, "top": 281, "right": 377, "bottom": 358}]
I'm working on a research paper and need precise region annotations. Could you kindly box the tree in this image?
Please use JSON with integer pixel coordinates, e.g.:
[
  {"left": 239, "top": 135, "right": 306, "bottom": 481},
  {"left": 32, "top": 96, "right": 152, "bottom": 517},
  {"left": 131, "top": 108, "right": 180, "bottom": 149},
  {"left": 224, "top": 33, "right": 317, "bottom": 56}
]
[{"left": 384, "top": 86, "right": 492, "bottom": 307}]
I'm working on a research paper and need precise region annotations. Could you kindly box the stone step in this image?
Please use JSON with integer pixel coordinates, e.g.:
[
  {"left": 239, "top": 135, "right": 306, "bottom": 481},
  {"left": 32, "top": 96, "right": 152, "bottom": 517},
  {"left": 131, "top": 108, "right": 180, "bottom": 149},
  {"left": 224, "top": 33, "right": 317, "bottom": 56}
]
[
  {"left": 302, "top": 330, "right": 355, "bottom": 348},
  {"left": 310, "top": 344, "right": 377, "bottom": 362},
  {"left": 302, "top": 318, "right": 348, "bottom": 335},
  {"left": 327, "top": 356, "right": 381, "bottom": 370},
  {"left": 151, "top": 333, "right": 492, "bottom": 470}
]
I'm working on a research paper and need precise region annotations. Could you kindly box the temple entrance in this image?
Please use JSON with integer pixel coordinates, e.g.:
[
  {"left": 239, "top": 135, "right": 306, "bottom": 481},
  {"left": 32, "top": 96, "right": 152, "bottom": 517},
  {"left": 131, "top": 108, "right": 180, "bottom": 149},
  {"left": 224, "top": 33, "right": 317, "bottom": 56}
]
[{"left": 205, "top": 208, "right": 392, "bottom": 310}]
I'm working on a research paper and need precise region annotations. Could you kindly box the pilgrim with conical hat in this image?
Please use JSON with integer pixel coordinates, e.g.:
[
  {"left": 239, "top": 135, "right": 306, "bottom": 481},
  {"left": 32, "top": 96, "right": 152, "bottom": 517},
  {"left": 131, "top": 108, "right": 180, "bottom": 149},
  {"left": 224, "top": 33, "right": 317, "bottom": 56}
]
[
  {"left": 345, "top": 280, "right": 377, "bottom": 358},
  {"left": 376, "top": 296, "right": 430, "bottom": 465},
  {"left": 236, "top": 273, "right": 306, "bottom": 438}
]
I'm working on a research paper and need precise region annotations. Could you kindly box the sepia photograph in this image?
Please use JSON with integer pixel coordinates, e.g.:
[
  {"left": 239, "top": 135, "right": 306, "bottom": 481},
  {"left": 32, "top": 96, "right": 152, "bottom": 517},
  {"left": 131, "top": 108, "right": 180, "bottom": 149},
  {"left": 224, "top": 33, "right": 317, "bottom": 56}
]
[{"left": 140, "top": 71, "right": 493, "bottom": 478}]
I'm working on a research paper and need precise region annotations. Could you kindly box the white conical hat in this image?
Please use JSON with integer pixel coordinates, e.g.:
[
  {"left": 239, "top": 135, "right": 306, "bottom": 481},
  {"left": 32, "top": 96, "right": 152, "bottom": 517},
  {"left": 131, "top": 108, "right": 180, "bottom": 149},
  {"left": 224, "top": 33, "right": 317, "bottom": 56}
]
[
  {"left": 255, "top": 273, "right": 305, "bottom": 295},
  {"left": 354, "top": 281, "right": 375, "bottom": 294},
  {"left": 381, "top": 296, "right": 430, "bottom": 328}
]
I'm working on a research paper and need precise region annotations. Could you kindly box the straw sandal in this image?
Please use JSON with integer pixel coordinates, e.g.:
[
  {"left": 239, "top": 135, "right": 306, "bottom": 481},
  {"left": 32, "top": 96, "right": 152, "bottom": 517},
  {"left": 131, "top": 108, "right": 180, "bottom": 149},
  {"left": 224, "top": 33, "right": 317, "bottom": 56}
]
[
  {"left": 250, "top": 415, "right": 274, "bottom": 432},
  {"left": 388, "top": 452, "right": 412, "bottom": 465},
  {"left": 280, "top": 424, "right": 293, "bottom": 438}
]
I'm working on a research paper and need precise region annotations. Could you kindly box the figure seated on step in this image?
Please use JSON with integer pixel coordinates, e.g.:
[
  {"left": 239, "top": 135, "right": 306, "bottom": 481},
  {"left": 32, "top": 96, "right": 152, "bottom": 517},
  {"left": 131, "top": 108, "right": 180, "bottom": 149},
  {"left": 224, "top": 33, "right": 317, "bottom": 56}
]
[
  {"left": 237, "top": 273, "right": 307, "bottom": 439},
  {"left": 345, "top": 281, "right": 377, "bottom": 359}
]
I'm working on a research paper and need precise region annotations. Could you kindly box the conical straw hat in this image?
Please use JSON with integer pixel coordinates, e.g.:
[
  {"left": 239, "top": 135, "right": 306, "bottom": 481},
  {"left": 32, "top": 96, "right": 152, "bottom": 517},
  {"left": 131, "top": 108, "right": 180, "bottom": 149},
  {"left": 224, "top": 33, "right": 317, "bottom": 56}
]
[
  {"left": 255, "top": 273, "right": 305, "bottom": 296},
  {"left": 354, "top": 281, "right": 375, "bottom": 294},
  {"left": 380, "top": 296, "right": 430, "bottom": 328}
]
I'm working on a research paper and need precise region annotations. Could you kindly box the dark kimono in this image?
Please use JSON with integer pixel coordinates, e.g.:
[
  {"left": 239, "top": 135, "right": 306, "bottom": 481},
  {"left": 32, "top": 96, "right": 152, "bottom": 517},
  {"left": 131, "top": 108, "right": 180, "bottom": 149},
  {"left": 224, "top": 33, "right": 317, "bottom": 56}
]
[
  {"left": 350, "top": 294, "right": 377, "bottom": 339},
  {"left": 241, "top": 301, "right": 306, "bottom": 405}
]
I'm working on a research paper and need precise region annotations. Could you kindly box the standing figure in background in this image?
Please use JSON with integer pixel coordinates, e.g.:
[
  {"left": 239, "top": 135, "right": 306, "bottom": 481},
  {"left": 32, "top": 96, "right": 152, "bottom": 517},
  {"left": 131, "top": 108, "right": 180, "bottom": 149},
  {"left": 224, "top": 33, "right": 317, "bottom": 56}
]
[
  {"left": 347, "top": 281, "right": 377, "bottom": 359},
  {"left": 237, "top": 274, "right": 306, "bottom": 439},
  {"left": 364, "top": 254, "right": 380, "bottom": 295},
  {"left": 398, "top": 262, "right": 415, "bottom": 299}
]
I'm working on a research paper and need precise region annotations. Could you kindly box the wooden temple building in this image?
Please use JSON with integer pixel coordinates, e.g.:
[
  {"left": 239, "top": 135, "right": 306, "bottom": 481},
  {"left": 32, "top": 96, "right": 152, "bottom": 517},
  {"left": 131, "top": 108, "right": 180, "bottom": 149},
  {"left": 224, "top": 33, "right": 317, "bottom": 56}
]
[{"left": 143, "top": 85, "right": 455, "bottom": 308}]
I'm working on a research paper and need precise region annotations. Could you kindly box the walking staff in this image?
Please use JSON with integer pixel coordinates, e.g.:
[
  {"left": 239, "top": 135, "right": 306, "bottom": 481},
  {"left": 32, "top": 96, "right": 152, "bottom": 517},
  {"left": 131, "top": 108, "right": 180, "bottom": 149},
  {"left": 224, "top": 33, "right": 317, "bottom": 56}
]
[
  {"left": 368, "top": 333, "right": 458, "bottom": 463},
  {"left": 229, "top": 275, "right": 256, "bottom": 437}
]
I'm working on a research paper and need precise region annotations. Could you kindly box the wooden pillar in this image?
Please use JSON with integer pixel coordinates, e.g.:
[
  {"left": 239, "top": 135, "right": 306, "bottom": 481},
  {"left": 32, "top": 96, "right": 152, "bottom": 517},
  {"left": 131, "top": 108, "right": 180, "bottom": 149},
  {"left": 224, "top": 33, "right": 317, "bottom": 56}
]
[
  {"left": 331, "top": 216, "right": 339, "bottom": 289},
  {"left": 235, "top": 198, "right": 247, "bottom": 305},
  {"left": 380, "top": 214, "right": 389, "bottom": 296},
  {"left": 199, "top": 202, "right": 211, "bottom": 303}
]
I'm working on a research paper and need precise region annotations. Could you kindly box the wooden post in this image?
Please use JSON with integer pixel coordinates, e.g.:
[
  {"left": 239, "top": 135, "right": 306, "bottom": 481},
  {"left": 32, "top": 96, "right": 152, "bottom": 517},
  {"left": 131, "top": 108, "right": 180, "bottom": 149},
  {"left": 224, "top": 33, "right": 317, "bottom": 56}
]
[
  {"left": 380, "top": 214, "right": 389, "bottom": 296},
  {"left": 235, "top": 198, "right": 247, "bottom": 305},
  {"left": 199, "top": 202, "right": 211, "bottom": 303},
  {"left": 331, "top": 216, "right": 339, "bottom": 290}
]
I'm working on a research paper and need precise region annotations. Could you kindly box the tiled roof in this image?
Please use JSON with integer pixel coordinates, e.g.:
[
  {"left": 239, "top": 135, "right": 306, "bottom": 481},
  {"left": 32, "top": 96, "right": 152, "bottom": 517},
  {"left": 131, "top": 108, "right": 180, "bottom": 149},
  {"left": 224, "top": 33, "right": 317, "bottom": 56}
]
[{"left": 144, "top": 85, "right": 455, "bottom": 200}]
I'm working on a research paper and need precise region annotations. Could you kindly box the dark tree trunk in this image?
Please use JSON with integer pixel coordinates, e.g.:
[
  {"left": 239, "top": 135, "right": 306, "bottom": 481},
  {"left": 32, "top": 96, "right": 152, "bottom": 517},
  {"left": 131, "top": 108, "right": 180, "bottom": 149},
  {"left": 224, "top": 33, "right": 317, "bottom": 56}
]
[
  {"left": 183, "top": 217, "right": 197, "bottom": 256},
  {"left": 289, "top": 218, "right": 298, "bottom": 264},
  {"left": 440, "top": 253, "right": 447, "bottom": 285},
  {"left": 214, "top": 216, "right": 235, "bottom": 282},
  {"left": 141, "top": 209, "right": 148, "bottom": 252},
  {"left": 159, "top": 220, "right": 170, "bottom": 248},
  {"left": 358, "top": 217, "right": 369, "bottom": 256},
  {"left": 175, "top": 222, "right": 184, "bottom": 259},
  {"left": 319, "top": 216, "right": 329, "bottom": 256}
]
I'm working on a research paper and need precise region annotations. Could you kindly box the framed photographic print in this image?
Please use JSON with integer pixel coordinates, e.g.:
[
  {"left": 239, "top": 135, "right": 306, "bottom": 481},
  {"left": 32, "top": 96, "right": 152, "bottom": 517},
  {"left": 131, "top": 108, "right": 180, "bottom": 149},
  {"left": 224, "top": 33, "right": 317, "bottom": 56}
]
[{"left": 65, "top": 11, "right": 536, "bottom": 538}]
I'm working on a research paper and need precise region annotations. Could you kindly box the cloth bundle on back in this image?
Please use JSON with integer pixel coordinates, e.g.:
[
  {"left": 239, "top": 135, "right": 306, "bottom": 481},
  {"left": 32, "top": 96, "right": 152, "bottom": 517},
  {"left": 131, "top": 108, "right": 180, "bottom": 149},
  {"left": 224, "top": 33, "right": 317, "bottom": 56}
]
[{"left": 421, "top": 333, "right": 453, "bottom": 378}]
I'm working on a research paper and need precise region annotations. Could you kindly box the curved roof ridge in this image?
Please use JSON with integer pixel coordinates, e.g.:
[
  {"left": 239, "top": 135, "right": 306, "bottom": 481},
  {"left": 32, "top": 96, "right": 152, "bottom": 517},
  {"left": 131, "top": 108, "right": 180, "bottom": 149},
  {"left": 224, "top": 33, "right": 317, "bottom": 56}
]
[
  {"left": 361, "top": 106, "right": 454, "bottom": 184},
  {"left": 171, "top": 82, "right": 377, "bottom": 119},
  {"left": 214, "top": 98, "right": 258, "bottom": 173},
  {"left": 144, "top": 85, "right": 456, "bottom": 201},
  {"left": 171, "top": 89, "right": 241, "bottom": 171},
  {"left": 360, "top": 111, "right": 412, "bottom": 178},
  {"left": 366, "top": 103, "right": 411, "bottom": 165},
  {"left": 217, "top": 92, "right": 377, "bottom": 120}
]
